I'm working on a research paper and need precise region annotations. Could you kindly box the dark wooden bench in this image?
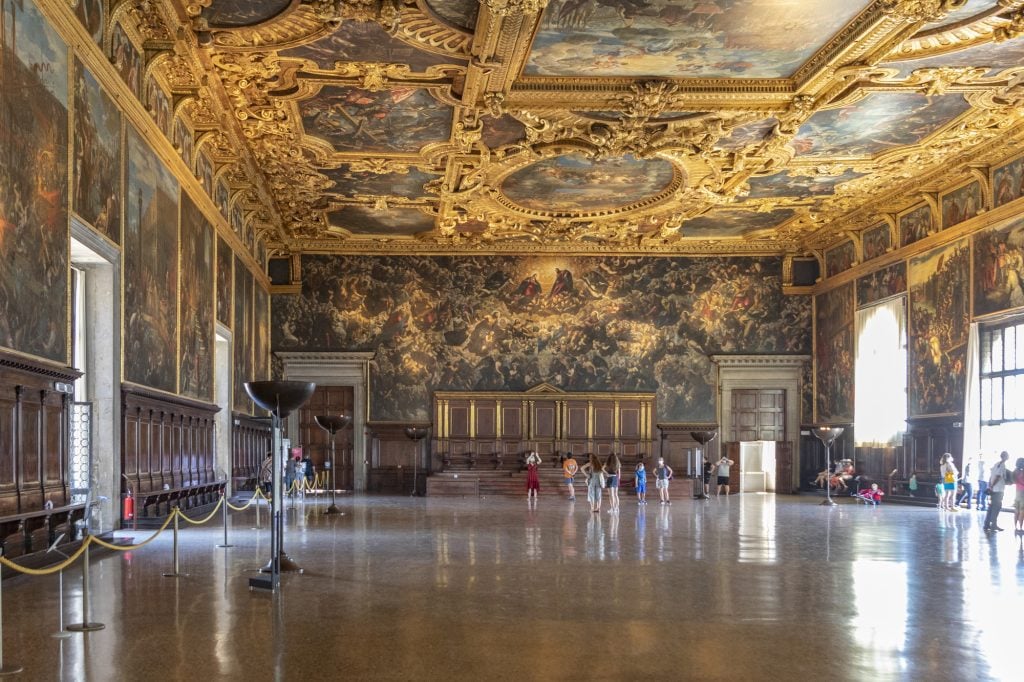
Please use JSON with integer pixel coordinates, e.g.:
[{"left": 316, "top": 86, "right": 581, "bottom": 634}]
[
  {"left": 0, "top": 503, "right": 87, "bottom": 559},
  {"left": 131, "top": 482, "right": 226, "bottom": 527}
]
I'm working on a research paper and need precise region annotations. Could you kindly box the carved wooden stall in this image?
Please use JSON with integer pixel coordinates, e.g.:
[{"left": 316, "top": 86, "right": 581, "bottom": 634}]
[
  {"left": 121, "top": 386, "right": 223, "bottom": 525},
  {"left": 0, "top": 351, "right": 84, "bottom": 558},
  {"left": 433, "top": 385, "right": 655, "bottom": 470},
  {"left": 232, "top": 414, "right": 272, "bottom": 491}
]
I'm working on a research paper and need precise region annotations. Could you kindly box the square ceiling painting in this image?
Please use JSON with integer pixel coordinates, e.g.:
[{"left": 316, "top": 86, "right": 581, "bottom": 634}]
[
  {"left": 792, "top": 92, "right": 971, "bottom": 157},
  {"left": 524, "top": 0, "right": 871, "bottom": 78},
  {"left": 300, "top": 87, "right": 454, "bottom": 154},
  {"left": 746, "top": 169, "right": 864, "bottom": 199},
  {"left": 329, "top": 206, "right": 436, "bottom": 236},
  {"left": 325, "top": 167, "right": 440, "bottom": 199},
  {"left": 280, "top": 20, "right": 465, "bottom": 71},
  {"left": 680, "top": 208, "right": 795, "bottom": 238}
]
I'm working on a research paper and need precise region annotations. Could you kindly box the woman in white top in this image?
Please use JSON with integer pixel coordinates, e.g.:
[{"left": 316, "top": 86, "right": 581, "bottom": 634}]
[{"left": 938, "top": 453, "right": 959, "bottom": 512}]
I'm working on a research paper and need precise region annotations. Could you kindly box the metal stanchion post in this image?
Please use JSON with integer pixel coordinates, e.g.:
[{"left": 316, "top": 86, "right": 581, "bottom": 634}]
[
  {"left": 162, "top": 510, "right": 186, "bottom": 578},
  {"left": 53, "top": 570, "right": 70, "bottom": 639},
  {"left": 66, "top": 541, "right": 105, "bottom": 632},
  {"left": 217, "top": 494, "right": 233, "bottom": 548},
  {"left": 0, "top": 548, "right": 24, "bottom": 675}
]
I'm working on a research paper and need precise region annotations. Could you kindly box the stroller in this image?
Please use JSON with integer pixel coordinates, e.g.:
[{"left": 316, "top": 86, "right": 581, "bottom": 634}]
[{"left": 856, "top": 483, "right": 884, "bottom": 506}]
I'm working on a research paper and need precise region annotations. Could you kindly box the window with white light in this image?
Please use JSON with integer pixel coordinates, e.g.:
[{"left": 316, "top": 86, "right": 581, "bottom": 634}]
[
  {"left": 854, "top": 296, "right": 907, "bottom": 446},
  {"left": 980, "top": 320, "right": 1024, "bottom": 423}
]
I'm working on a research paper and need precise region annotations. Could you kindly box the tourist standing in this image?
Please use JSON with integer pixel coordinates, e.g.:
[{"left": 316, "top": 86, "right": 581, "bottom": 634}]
[
  {"left": 259, "top": 452, "right": 273, "bottom": 496},
  {"left": 715, "top": 454, "right": 735, "bottom": 497},
  {"left": 984, "top": 451, "right": 1010, "bottom": 532},
  {"left": 939, "top": 453, "right": 958, "bottom": 511},
  {"left": 605, "top": 453, "right": 622, "bottom": 513},
  {"left": 635, "top": 461, "right": 648, "bottom": 504},
  {"left": 958, "top": 458, "right": 973, "bottom": 509},
  {"left": 525, "top": 451, "right": 542, "bottom": 502},
  {"left": 581, "top": 453, "right": 606, "bottom": 513},
  {"left": 562, "top": 452, "right": 579, "bottom": 501},
  {"left": 1012, "top": 457, "right": 1024, "bottom": 536},
  {"left": 976, "top": 456, "right": 988, "bottom": 511},
  {"left": 654, "top": 457, "right": 673, "bottom": 505}
]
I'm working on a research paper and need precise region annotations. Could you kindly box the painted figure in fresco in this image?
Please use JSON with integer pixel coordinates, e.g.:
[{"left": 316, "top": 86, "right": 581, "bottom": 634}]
[
  {"left": 515, "top": 273, "right": 542, "bottom": 302},
  {"left": 549, "top": 268, "right": 575, "bottom": 299}
]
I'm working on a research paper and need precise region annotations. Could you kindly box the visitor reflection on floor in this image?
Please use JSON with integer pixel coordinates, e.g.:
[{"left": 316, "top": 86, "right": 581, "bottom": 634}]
[{"left": 2, "top": 493, "right": 1023, "bottom": 680}]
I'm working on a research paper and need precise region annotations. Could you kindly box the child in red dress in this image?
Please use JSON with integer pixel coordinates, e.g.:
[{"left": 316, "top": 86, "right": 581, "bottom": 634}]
[{"left": 525, "top": 451, "right": 542, "bottom": 503}]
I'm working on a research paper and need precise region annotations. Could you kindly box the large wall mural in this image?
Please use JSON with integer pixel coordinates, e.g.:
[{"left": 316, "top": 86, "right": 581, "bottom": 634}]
[
  {"left": 273, "top": 255, "right": 811, "bottom": 422},
  {"left": 179, "top": 194, "right": 214, "bottom": 402},
  {"left": 124, "top": 126, "right": 179, "bottom": 392},
  {"left": 524, "top": 0, "right": 870, "bottom": 79},
  {"left": 815, "top": 283, "right": 854, "bottom": 424},
  {"left": 909, "top": 239, "right": 969, "bottom": 417},
  {"left": 216, "top": 235, "right": 233, "bottom": 327},
  {"left": 73, "top": 59, "right": 121, "bottom": 244},
  {"left": 973, "top": 215, "right": 1024, "bottom": 318},
  {"left": 0, "top": 0, "right": 69, "bottom": 363},
  {"left": 233, "top": 255, "right": 253, "bottom": 414},
  {"left": 255, "top": 284, "right": 270, "bottom": 383}
]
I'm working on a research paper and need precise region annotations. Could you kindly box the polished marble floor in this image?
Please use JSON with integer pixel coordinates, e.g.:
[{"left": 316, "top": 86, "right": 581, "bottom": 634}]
[{"left": 2, "top": 492, "right": 1022, "bottom": 681}]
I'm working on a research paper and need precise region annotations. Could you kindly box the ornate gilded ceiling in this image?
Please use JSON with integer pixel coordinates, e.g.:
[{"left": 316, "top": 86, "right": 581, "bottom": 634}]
[{"left": 107, "top": 1, "right": 1024, "bottom": 257}]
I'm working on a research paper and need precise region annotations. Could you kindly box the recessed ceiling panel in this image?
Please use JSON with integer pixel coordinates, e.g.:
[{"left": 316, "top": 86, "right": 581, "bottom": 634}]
[
  {"left": 300, "top": 87, "right": 454, "bottom": 153},
  {"left": 524, "top": 0, "right": 872, "bottom": 78},
  {"left": 747, "top": 169, "right": 865, "bottom": 199},
  {"left": 325, "top": 167, "right": 439, "bottom": 199},
  {"left": 918, "top": 0, "right": 995, "bottom": 32},
  {"left": 424, "top": 0, "right": 479, "bottom": 31},
  {"left": 501, "top": 154, "right": 675, "bottom": 213},
  {"left": 280, "top": 21, "right": 465, "bottom": 71},
  {"left": 329, "top": 206, "right": 435, "bottom": 235},
  {"left": 204, "top": 0, "right": 290, "bottom": 28},
  {"left": 792, "top": 92, "right": 971, "bottom": 157},
  {"left": 680, "top": 209, "right": 795, "bottom": 238}
]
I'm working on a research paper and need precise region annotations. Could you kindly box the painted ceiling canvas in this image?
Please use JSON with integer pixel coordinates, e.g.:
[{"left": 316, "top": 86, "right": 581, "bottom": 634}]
[
  {"left": 482, "top": 115, "right": 528, "bottom": 149},
  {"left": 0, "top": 0, "right": 69, "bottom": 363},
  {"left": 424, "top": 0, "right": 480, "bottom": 31},
  {"left": 204, "top": 0, "right": 291, "bottom": 27},
  {"left": 792, "top": 93, "right": 972, "bottom": 157},
  {"left": 73, "top": 59, "right": 121, "bottom": 245},
  {"left": 325, "top": 167, "right": 440, "bottom": 199},
  {"left": 273, "top": 255, "right": 810, "bottom": 422},
  {"left": 883, "top": 38, "right": 1024, "bottom": 78},
  {"left": 500, "top": 154, "right": 675, "bottom": 212},
  {"left": 74, "top": 0, "right": 105, "bottom": 45},
  {"left": 919, "top": 0, "right": 995, "bottom": 31},
  {"left": 524, "top": 0, "right": 871, "bottom": 78},
  {"left": 679, "top": 209, "right": 794, "bottom": 238},
  {"left": 716, "top": 118, "right": 777, "bottom": 151},
  {"left": 280, "top": 21, "right": 464, "bottom": 72},
  {"left": 746, "top": 169, "right": 864, "bottom": 200},
  {"left": 329, "top": 206, "right": 436, "bottom": 235},
  {"left": 300, "top": 87, "right": 454, "bottom": 154}
]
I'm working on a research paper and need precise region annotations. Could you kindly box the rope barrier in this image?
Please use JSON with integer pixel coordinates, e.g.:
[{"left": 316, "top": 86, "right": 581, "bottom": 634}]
[
  {"left": 0, "top": 541, "right": 91, "bottom": 577},
  {"left": 226, "top": 493, "right": 259, "bottom": 512},
  {"left": 89, "top": 511, "right": 178, "bottom": 552},
  {"left": 172, "top": 497, "right": 225, "bottom": 526}
]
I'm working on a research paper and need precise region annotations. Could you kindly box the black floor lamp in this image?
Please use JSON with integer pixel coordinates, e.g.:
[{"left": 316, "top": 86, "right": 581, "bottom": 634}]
[
  {"left": 812, "top": 426, "right": 845, "bottom": 507},
  {"left": 244, "top": 381, "right": 316, "bottom": 591},
  {"left": 691, "top": 429, "right": 719, "bottom": 500},
  {"left": 404, "top": 426, "right": 429, "bottom": 497},
  {"left": 315, "top": 414, "right": 351, "bottom": 515}
]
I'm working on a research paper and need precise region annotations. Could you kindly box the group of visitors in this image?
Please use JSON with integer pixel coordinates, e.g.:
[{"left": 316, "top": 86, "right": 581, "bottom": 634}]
[
  {"left": 258, "top": 451, "right": 315, "bottom": 494},
  {"left": 936, "top": 451, "right": 1024, "bottom": 535}
]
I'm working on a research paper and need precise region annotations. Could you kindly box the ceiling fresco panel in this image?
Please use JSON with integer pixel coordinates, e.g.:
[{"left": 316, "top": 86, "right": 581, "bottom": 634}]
[
  {"left": 300, "top": 87, "right": 455, "bottom": 154},
  {"left": 279, "top": 21, "right": 466, "bottom": 71},
  {"left": 883, "top": 37, "right": 1024, "bottom": 78},
  {"left": 716, "top": 118, "right": 777, "bottom": 151},
  {"left": 792, "top": 92, "right": 972, "bottom": 157},
  {"left": 524, "top": 0, "right": 873, "bottom": 79},
  {"left": 482, "top": 114, "right": 528, "bottom": 149},
  {"left": 423, "top": 0, "right": 480, "bottom": 31},
  {"left": 500, "top": 154, "right": 675, "bottom": 213},
  {"left": 746, "top": 169, "right": 865, "bottom": 200},
  {"left": 325, "top": 166, "right": 440, "bottom": 199},
  {"left": 679, "top": 209, "right": 795, "bottom": 238},
  {"left": 918, "top": 0, "right": 996, "bottom": 32},
  {"left": 204, "top": 1, "right": 292, "bottom": 28},
  {"left": 329, "top": 206, "right": 436, "bottom": 235}
]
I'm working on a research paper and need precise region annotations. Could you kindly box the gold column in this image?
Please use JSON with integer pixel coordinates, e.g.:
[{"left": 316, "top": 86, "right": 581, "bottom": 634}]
[{"left": 469, "top": 400, "right": 476, "bottom": 439}]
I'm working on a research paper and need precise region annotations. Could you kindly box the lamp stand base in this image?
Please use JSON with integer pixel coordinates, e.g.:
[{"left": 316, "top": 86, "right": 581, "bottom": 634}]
[
  {"left": 260, "top": 552, "right": 304, "bottom": 574},
  {"left": 324, "top": 504, "right": 343, "bottom": 515},
  {"left": 820, "top": 498, "right": 837, "bottom": 506}
]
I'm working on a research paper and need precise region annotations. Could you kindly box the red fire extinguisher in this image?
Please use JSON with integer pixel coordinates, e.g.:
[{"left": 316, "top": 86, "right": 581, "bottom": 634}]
[{"left": 123, "top": 491, "right": 135, "bottom": 521}]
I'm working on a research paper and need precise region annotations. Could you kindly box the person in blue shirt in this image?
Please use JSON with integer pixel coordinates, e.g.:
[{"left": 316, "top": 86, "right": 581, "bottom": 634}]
[{"left": 634, "top": 461, "right": 647, "bottom": 505}]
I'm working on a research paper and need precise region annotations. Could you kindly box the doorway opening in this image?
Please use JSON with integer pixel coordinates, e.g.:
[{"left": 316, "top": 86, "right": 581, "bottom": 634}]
[{"left": 215, "top": 328, "right": 232, "bottom": 494}]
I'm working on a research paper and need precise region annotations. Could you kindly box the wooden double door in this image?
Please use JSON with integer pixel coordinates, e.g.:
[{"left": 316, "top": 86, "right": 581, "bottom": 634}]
[
  {"left": 726, "top": 389, "right": 792, "bottom": 494},
  {"left": 295, "top": 386, "right": 355, "bottom": 490}
]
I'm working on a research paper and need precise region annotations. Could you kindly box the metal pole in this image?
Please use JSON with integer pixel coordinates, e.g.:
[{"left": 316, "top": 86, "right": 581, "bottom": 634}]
[
  {"left": 217, "top": 494, "right": 233, "bottom": 548},
  {"left": 0, "top": 548, "right": 25, "bottom": 675},
  {"left": 52, "top": 571, "right": 70, "bottom": 639},
  {"left": 163, "top": 511, "right": 185, "bottom": 578},
  {"left": 66, "top": 541, "right": 104, "bottom": 632},
  {"left": 325, "top": 431, "right": 342, "bottom": 515}
]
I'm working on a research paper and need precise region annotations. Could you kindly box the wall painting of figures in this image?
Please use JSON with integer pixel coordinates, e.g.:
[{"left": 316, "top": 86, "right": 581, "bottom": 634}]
[
  {"left": 792, "top": 93, "right": 971, "bottom": 157},
  {"left": 145, "top": 78, "right": 172, "bottom": 138},
  {"left": 124, "top": 127, "right": 179, "bottom": 392},
  {"left": 197, "top": 152, "right": 214, "bottom": 195},
  {"left": 801, "top": 361, "right": 814, "bottom": 427},
  {"left": 74, "top": 0, "right": 105, "bottom": 46},
  {"left": 178, "top": 194, "right": 215, "bottom": 401},
  {"left": 815, "top": 283, "right": 854, "bottom": 423},
  {"left": 524, "top": 0, "right": 871, "bottom": 79},
  {"left": 973, "top": 215, "right": 1024, "bottom": 318},
  {"left": 328, "top": 206, "right": 435, "bottom": 236},
  {"left": 941, "top": 180, "right": 983, "bottom": 230},
  {"left": 111, "top": 22, "right": 141, "bottom": 98},
  {"left": 899, "top": 203, "right": 933, "bottom": 248},
  {"left": 173, "top": 117, "right": 193, "bottom": 167},
  {"left": 280, "top": 20, "right": 464, "bottom": 72},
  {"left": 73, "top": 59, "right": 121, "bottom": 244},
  {"left": 861, "top": 223, "right": 891, "bottom": 261},
  {"left": 501, "top": 154, "right": 676, "bottom": 213},
  {"left": 857, "top": 262, "right": 907, "bottom": 308},
  {"left": 825, "top": 240, "right": 856, "bottom": 278},
  {"left": 216, "top": 236, "right": 233, "bottom": 327},
  {"left": 325, "top": 166, "right": 440, "bottom": 200},
  {"left": 254, "top": 284, "right": 270, "bottom": 382},
  {"left": 299, "top": 87, "right": 454, "bottom": 154},
  {"left": 215, "top": 179, "right": 229, "bottom": 219},
  {"left": 680, "top": 209, "right": 795, "bottom": 238},
  {"left": 909, "top": 239, "right": 970, "bottom": 417},
  {"left": 233, "top": 256, "right": 253, "bottom": 414},
  {"left": 0, "top": 0, "right": 69, "bottom": 363},
  {"left": 993, "top": 155, "right": 1024, "bottom": 208},
  {"left": 273, "top": 256, "right": 811, "bottom": 422},
  {"left": 204, "top": 0, "right": 291, "bottom": 27}
]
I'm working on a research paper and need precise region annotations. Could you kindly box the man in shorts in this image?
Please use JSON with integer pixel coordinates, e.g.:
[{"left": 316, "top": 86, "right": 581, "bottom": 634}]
[
  {"left": 715, "top": 454, "right": 735, "bottom": 496},
  {"left": 562, "top": 452, "right": 579, "bottom": 501}
]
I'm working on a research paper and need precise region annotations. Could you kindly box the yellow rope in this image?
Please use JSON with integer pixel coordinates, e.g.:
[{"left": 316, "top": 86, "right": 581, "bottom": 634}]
[
  {"left": 226, "top": 493, "right": 259, "bottom": 512},
  {"left": 0, "top": 540, "right": 92, "bottom": 576},
  {"left": 172, "top": 496, "right": 225, "bottom": 526},
  {"left": 89, "top": 512, "right": 178, "bottom": 552}
]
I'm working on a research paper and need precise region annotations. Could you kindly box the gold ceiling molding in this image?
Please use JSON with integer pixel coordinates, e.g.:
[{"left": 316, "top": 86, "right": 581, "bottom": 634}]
[
  {"left": 880, "top": 0, "right": 971, "bottom": 23},
  {"left": 888, "top": 1, "right": 1024, "bottom": 58}
]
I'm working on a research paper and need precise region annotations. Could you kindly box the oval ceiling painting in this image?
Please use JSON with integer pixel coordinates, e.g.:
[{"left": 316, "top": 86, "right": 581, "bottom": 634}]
[{"left": 501, "top": 154, "right": 676, "bottom": 213}]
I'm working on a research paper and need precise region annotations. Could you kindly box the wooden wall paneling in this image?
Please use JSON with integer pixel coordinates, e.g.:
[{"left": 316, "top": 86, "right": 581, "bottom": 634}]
[
  {"left": 42, "top": 391, "right": 67, "bottom": 504},
  {"left": 0, "top": 389, "right": 16, "bottom": 515},
  {"left": 231, "top": 414, "right": 271, "bottom": 489},
  {"left": 20, "top": 390, "right": 42, "bottom": 510}
]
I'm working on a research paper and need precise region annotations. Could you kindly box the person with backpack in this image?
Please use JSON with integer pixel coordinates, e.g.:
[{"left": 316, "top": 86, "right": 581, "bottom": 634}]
[{"left": 984, "top": 451, "right": 1011, "bottom": 532}]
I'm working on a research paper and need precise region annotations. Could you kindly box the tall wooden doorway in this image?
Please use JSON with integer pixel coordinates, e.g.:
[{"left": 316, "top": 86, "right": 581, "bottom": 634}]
[
  {"left": 731, "top": 389, "right": 785, "bottom": 441},
  {"left": 296, "top": 386, "right": 355, "bottom": 491}
]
